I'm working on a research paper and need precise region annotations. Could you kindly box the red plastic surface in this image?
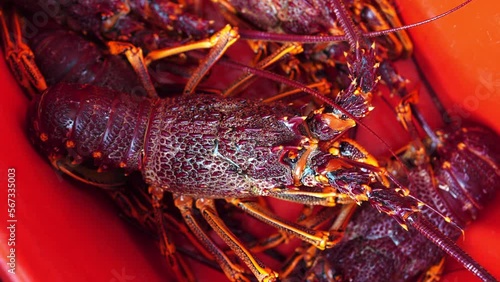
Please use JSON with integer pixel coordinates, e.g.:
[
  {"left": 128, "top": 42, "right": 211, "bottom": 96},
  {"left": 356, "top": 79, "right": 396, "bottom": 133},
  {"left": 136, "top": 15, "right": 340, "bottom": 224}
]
[
  {"left": 0, "top": 1, "right": 498, "bottom": 281},
  {"left": 396, "top": 0, "right": 500, "bottom": 281}
]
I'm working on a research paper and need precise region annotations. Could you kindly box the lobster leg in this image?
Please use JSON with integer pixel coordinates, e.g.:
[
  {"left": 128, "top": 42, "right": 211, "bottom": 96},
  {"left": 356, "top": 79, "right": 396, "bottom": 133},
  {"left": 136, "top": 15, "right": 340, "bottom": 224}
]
[
  {"left": 244, "top": 205, "right": 345, "bottom": 254},
  {"left": 280, "top": 244, "right": 320, "bottom": 278},
  {"left": 107, "top": 41, "right": 158, "bottom": 98},
  {"left": 109, "top": 187, "right": 195, "bottom": 281},
  {"left": 174, "top": 195, "right": 257, "bottom": 282},
  {"left": 279, "top": 203, "right": 357, "bottom": 278},
  {"left": 49, "top": 155, "right": 127, "bottom": 188},
  {"left": 152, "top": 202, "right": 196, "bottom": 282},
  {"left": 229, "top": 198, "right": 342, "bottom": 250},
  {"left": 108, "top": 24, "right": 239, "bottom": 97},
  {"left": 222, "top": 205, "right": 349, "bottom": 263},
  {"left": 351, "top": 0, "right": 413, "bottom": 59},
  {"left": 182, "top": 24, "right": 238, "bottom": 95},
  {"left": 421, "top": 258, "right": 446, "bottom": 281},
  {"left": 141, "top": 24, "right": 239, "bottom": 95},
  {"left": 0, "top": 7, "right": 47, "bottom": 97},
  {"left": 144, "top": 24, "right": 236, "bottom": 64},
  {"left": 162, "top": 212, "right": 216, "bottom": 261},
  {"left": 110, "top": 185, "right": 219, "bottom": 267},
  {"left": 193, "top": 198, "right": 284, "bottom": 282},
  {"left": 222, "top": 42, "right": 304, "bottom": 97}
]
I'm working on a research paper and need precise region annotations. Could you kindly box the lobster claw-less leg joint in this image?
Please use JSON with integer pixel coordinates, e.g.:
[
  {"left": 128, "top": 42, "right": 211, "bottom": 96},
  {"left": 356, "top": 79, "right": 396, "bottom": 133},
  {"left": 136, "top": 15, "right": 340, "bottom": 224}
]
[{"left": 0, "top": 9, "right": 47, "bottom": 97}]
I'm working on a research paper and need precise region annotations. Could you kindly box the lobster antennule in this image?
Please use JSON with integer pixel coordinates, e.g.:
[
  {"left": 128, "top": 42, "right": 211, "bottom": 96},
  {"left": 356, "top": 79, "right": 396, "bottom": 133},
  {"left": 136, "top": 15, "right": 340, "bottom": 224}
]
[{"left": 237, "top": 0, "right": 473, "bottom": 43}]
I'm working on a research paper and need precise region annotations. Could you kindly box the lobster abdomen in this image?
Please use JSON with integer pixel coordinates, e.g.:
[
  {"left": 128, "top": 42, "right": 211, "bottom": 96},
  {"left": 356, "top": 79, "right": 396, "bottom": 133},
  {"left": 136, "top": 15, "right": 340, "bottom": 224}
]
[{"left": 30, "top": 83, "right": 150, "bottom": 171}]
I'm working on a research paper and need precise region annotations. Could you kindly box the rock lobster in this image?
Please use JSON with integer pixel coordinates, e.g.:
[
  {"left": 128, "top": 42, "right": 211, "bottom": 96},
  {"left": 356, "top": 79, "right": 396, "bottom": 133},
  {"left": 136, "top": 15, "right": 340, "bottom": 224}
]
[{"left": 0, "top": 0, "right": 500, "bottom": 282}]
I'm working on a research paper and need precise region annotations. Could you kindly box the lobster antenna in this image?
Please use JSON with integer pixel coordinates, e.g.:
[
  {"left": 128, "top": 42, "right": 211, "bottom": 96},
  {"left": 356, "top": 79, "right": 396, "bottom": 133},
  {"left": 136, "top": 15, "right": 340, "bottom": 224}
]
[
  {"left": 218, "top": 58, "right": 402, "bottom": 162},
  {"left": 332, "top": 154, "right": 465, "bottom": 237},
  {"left": 406, "top": 194, "right": 465, "bottom": 236},
  {"left": 366, "top": 0, "right": 472, "bottom": 37},
  {"left": 361, "top": 94, "right": 466, "bottom": 237},
  {"left": 176, "top": 246, "right": 224, "bottom": 271},
  {"left": 408, "top": 215, "right": 496, "bottom": 282},
  {"left": 238, "top": 0, "right": 473, "bottom": 43}
]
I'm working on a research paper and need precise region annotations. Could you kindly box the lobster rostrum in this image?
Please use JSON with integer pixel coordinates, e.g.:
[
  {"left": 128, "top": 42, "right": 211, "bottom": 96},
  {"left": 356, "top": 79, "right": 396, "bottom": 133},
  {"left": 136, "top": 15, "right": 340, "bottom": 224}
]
[{"left": 1, "top": 1, "right": 498, "bottom": 282}]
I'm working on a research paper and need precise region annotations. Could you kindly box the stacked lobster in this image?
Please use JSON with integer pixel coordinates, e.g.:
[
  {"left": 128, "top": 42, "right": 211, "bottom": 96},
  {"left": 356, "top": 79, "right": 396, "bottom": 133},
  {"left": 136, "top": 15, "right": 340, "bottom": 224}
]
[{"left": 0, "top": 0, "right": 498, "bottom": 281}]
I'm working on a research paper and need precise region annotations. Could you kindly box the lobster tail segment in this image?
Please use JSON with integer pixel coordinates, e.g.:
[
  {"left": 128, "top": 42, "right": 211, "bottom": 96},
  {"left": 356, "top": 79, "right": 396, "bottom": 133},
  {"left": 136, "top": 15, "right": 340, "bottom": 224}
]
[{"left": 29, "top": 83, "right": 151, "bottom": 172}]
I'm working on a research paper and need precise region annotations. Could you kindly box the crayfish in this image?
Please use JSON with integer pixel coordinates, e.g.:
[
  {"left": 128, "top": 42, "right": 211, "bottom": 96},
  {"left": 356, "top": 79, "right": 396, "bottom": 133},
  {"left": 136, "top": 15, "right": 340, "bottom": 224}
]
[{"left": 0, "top": 0, "right": 498, "bottom": 281}]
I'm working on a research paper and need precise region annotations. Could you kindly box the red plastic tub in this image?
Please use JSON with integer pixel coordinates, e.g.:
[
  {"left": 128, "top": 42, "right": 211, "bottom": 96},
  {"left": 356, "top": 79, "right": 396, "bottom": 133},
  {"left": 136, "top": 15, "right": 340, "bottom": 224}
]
[{"left": 0, "top": 0, "right": 498, "bottom": 281}]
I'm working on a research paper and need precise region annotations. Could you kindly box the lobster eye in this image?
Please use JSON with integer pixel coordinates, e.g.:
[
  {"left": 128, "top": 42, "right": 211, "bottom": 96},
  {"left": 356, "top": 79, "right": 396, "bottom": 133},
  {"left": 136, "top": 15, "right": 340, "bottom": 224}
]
[{"left": 287, "top": 150, "right": 298, "bottom": 161}]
